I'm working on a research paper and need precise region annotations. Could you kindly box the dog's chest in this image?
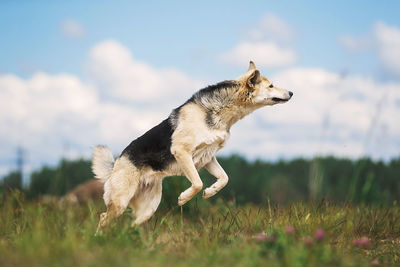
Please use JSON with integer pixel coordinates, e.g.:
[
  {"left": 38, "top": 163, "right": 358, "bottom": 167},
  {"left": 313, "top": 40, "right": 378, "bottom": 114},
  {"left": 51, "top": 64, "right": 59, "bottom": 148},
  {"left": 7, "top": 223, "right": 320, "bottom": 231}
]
[{"left": 192, "top": 130, "right": 229, "bottom": 169}]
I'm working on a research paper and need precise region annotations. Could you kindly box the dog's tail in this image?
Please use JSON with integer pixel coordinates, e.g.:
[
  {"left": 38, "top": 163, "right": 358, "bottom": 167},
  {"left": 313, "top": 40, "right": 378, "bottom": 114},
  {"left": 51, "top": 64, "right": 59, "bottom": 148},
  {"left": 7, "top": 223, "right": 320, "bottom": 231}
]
[{"left": 92, "top": 145, "right": 115, "bottom": 182}]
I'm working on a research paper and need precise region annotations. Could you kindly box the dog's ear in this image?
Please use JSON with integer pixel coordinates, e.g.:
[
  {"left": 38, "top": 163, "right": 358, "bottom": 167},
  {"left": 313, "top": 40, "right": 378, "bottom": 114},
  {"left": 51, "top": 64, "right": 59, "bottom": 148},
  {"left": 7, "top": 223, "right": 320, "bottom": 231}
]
[
  {"left": 248, "top": 61, "right": 257, "bottom": 71},
  {"left": 247, "top": 69, "right": 261, "bottom": 89}
]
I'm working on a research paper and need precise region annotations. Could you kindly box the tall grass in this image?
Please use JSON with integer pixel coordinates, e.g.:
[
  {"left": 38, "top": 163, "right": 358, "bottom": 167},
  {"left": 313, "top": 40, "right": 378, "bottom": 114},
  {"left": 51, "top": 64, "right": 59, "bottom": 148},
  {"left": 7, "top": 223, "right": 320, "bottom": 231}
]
[{"left": 0, "top": 191, "right": 399, "bottom": 266}]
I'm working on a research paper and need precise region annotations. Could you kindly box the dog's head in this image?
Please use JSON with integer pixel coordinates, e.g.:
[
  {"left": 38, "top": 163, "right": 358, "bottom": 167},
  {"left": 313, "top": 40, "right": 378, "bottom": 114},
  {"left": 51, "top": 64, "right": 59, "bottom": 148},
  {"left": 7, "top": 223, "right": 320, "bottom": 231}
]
[{"left": 237, "top": 61, "right": 293, "bottom": 106}]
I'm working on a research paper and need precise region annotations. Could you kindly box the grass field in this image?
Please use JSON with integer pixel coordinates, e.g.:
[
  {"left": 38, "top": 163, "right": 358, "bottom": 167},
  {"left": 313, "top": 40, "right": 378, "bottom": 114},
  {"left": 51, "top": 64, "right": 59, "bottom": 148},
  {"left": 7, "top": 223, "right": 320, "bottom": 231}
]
[{"left": 1, "top": 191, "right": 399, "bottom": 267}]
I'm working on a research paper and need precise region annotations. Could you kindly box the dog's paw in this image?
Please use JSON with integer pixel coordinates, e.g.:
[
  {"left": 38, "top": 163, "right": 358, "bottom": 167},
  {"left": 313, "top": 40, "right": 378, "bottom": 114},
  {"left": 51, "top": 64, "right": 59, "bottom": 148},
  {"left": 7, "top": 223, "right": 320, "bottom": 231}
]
[
  {"left": 202, "top": 187, "right": 218, "bottom": 199},
  {"left": 178, "top": 194, "right": 188, "bottom": 206}
]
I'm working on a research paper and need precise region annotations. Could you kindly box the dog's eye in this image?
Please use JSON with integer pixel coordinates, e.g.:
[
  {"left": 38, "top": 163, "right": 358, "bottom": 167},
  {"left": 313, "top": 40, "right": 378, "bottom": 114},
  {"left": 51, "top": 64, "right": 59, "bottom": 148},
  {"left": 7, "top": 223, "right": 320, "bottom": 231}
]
[{"left": 269, "top": 84, "right": 274, "bottom": 88}]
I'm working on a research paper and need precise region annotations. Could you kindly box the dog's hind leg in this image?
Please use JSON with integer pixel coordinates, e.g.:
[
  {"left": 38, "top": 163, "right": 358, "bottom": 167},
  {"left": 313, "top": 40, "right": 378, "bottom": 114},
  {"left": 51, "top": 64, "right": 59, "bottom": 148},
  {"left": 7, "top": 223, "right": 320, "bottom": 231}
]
[
  {"left": 96, "top": 158, "right": 139, "bottom": 233},
  {"left": 129, "top": 178, "right": 163, "bottom": 226},
  {"left": 202, "top": 157, "right": 229, "bottom": 199}
]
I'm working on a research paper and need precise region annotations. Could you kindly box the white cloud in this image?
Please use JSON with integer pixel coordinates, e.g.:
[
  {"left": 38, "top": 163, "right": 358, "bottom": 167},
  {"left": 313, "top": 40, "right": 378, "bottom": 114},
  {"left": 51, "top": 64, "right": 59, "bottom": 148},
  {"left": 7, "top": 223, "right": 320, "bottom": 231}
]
[
  {"left": 373, "top": 21, "right": 400, "bottom": 76},
  {"left": 219, "top": 41, "right": 296, "bottom": 68},
  {"left": 61, "top": 19, "right": 85, "bottom": 39},
  {"left": 245, "top": 14, "right": 294, "bottom": 42},
  {"left": 86, "top": 40, "right": 203, "bottom": 104},
  {"left": 221, "top": 14, "right": 296, "bottom": 69},
  {"left": 339, "top": 21, "right": 400, "bottom": 77},
  {"left": 0, "top": 40, "right": 202, "bottom": 177}
]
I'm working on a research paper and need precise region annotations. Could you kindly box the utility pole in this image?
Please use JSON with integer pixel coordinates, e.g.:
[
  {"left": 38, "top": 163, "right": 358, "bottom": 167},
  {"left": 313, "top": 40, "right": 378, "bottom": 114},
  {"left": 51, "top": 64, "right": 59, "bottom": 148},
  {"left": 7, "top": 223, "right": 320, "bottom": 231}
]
[{"left": 16, "top": 146, "right": 24, "bottom": 187}]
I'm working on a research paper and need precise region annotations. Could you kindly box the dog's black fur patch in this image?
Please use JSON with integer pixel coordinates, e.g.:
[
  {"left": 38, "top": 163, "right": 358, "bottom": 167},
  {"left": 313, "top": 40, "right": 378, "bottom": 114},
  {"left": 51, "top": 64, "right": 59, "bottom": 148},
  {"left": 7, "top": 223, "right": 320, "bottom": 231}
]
[
  {"left": 192, "top": 80, "right": 238, "bottom": 102},
  {"left": 193, "top": 80, "right": 238, "bottom": 128},
  {"left": 205, "top": 111, "right": 215, "bottom": 127},
  {"left": 121, "top": 118, "right": 176, "bottom": 171}
]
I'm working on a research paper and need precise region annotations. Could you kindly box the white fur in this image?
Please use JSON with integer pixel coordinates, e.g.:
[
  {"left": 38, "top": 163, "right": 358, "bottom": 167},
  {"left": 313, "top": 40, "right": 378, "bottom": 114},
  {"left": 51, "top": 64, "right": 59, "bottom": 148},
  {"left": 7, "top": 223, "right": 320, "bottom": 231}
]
[
  {"left": 203, "top": 156, "right": 229, "bottom": 199},
  {"left": 168, "top": 103, "right": 231, "bottom": 206},
  {"left": 92, "top": 145, "right": 115, "bottom": 182}
]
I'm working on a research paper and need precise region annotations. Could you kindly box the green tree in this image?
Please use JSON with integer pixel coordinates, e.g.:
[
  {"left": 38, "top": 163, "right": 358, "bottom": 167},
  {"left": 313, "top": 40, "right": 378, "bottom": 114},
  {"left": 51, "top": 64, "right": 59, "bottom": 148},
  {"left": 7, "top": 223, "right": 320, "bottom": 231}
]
[{"left": 0, "top": 171, "right": 22, "bottom": 192}]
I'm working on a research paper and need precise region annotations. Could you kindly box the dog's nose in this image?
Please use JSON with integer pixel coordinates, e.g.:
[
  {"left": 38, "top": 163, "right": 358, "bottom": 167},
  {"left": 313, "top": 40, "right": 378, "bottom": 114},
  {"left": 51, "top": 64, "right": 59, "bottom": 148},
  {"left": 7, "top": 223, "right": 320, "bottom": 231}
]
[{"left": 289, "top": 91, "right": 293, "bottom": 97}]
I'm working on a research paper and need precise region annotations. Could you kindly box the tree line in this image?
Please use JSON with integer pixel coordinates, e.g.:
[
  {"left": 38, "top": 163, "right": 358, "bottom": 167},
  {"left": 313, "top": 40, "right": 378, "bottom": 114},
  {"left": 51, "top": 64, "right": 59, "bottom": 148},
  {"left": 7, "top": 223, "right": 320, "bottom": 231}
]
[{"left": 1, "top": 155, "right": 399, "bottom": 205}]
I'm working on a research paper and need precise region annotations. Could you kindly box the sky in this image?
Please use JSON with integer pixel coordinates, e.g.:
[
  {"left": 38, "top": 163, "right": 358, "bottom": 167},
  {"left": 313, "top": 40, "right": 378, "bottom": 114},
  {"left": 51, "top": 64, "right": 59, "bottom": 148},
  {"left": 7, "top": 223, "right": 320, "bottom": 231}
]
[{"left": 1, "top": 0, "right": 400, "bottom": 179}]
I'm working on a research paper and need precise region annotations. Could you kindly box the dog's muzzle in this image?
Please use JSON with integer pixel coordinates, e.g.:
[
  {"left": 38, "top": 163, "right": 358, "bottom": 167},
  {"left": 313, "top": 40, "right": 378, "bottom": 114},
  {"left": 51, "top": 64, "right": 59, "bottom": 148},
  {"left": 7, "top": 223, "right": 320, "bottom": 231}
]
[{"left": 272, "top": 91, "right": 293, "bottom": 102}]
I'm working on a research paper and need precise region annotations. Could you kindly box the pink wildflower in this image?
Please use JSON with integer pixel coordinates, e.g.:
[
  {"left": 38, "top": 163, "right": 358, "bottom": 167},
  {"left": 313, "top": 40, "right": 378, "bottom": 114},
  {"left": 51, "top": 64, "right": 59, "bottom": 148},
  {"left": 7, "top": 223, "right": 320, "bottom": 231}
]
[
  {"left": 360, "top": 236, "right": 370, "bottom": 247},
  {"left": 314, "top": 229, "right": 324, "bottom": 241},
  {"left": 254, "top": 232, "right": 267, "bottom": 242},
  {"left": 285, "top": 225, "right": 295, "bottom": 234},
  {"left": 353, "top": 239, "right": 361, "bottom": 246},
  {"left": 370, "top": 259, "right": 379, "bottom": 265},
  {"left": 304, "top": 236, "right": 313, "bottom": 247}
]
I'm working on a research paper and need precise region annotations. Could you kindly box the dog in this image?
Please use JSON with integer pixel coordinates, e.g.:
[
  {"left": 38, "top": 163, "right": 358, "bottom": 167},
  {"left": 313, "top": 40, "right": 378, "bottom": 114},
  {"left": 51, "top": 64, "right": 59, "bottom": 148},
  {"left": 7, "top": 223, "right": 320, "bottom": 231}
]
[{"left": 92, "top": 61, "right": 293, "bottom": 231}]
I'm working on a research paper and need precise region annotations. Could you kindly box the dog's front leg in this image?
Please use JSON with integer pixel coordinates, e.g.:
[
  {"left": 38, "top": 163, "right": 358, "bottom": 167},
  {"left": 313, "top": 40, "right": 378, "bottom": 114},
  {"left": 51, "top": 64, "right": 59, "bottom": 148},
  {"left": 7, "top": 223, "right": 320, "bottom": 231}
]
[
  {"left": 172, "top": 148, "right": 203, "bottom": 206},
  {"left": 203, "top": 156, "right": 229, "bottom": 199}
]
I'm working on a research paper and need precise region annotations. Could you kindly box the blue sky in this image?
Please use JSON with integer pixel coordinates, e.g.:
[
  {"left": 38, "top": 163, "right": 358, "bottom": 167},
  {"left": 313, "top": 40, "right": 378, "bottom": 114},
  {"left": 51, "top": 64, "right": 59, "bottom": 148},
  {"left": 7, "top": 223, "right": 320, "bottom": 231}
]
[
  {"left": 1, "top": 0, "right": 400, "bottom": 178},
  {"left": 2, "top": 0, "right": 400, "bottom": 78}
]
